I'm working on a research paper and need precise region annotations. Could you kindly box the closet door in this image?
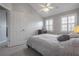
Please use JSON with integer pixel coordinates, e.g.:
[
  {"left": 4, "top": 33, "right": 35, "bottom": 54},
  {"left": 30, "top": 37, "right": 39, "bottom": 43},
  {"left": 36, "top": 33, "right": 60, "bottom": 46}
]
[{"left": 0, "top": 10, "right": 7, "bottom": 45}]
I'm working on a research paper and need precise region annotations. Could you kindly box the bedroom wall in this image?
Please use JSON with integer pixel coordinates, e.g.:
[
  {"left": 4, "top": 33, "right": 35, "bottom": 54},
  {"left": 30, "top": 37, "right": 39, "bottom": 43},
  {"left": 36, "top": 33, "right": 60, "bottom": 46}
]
[
  {"left": 0, "top": 3, "right": 43, "bottom": 46},
  {"left": 44, "top": 8, "right": 79, "bottom": 34}
]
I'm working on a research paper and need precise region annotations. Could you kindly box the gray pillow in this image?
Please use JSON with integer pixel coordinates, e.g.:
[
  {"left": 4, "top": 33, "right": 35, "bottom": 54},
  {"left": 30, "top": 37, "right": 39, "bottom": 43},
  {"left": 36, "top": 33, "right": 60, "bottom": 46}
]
[{"left": 57, "top": 35, "right": 70, "bottom": 42}]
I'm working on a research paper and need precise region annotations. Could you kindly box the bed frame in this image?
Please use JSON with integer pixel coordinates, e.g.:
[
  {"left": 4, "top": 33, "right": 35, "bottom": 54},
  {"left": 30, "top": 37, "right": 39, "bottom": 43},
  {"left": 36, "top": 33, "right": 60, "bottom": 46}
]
[{"left": 27, "top": 45, "right": 43, "bottom": 56}]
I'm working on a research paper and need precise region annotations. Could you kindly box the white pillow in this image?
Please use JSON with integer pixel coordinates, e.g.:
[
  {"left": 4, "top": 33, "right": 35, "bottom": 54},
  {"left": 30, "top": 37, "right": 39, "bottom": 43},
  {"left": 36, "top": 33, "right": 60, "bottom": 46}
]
[{"left": 69, "top": 32, "right": 79, "bottom": 38}]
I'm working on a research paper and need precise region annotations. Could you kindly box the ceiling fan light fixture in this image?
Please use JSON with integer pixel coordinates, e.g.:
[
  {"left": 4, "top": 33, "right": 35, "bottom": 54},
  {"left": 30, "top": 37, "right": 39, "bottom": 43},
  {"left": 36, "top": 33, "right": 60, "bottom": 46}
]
[
  {"left": 42, "top": 7, "right": 50, "bottom": 12},
  {"left": 40, "top": 3, "right": 55, "bottom": 12}
]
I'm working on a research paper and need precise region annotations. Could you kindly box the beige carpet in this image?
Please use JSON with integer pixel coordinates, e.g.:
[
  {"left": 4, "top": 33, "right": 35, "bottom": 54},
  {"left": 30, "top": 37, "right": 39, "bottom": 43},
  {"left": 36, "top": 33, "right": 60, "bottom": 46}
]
[
  {"left": 0, "top": 44, "right": 41, "bottom": 56},
  {"left": 11, "top": 48, "right": 41, "bottom": 56}
]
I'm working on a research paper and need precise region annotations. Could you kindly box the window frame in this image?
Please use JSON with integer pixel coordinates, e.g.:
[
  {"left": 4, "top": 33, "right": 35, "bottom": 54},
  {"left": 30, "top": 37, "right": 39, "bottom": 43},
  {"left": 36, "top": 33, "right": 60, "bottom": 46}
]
[
  {"left": 61, "top": 14, "right": 77, "bottom": 32},
  {"left": 45, "top": 19, "right": 53, "bottom": 31}
]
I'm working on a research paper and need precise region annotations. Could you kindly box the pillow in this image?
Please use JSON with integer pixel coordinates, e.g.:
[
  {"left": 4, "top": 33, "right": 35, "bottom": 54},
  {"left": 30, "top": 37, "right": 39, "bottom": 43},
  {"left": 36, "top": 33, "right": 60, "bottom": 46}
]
[
  {"left": 57, "top": 35, "right": 70, "bottom": 42},
  {"left": 69, "top": 32, "right": 79, "bottom": 38}
]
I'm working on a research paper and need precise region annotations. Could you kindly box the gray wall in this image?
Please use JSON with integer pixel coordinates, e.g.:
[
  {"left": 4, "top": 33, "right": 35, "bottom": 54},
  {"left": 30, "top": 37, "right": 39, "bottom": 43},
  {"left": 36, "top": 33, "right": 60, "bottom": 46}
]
[
  {"left": 0, "top": 3, "right": 43, "bottom": 46},
  {"left": 44, "top": 8, "right": 79, "bottom": 34}
]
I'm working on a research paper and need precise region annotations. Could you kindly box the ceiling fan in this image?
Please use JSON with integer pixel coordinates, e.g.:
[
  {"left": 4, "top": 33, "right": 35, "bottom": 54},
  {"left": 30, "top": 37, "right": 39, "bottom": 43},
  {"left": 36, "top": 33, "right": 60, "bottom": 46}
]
[{"left": 40, "top": 3, "right": 54, "bottom": 12}]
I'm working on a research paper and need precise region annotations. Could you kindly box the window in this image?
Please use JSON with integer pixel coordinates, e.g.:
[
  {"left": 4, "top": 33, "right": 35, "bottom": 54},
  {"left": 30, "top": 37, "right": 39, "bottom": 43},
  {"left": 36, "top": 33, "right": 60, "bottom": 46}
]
[
  {"left": 45, "top": 19, "right": 53, "bottom": 31},
  {"left": 61, "top": 14, "right": 76, "bottom": 32}
]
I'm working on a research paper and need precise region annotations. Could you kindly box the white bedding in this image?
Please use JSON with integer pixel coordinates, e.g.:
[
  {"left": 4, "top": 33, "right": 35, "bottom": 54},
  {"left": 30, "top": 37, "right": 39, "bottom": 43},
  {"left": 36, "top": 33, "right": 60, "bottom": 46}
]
[{"left": 27, "top": 34, "right": 79, "bottom": 56}]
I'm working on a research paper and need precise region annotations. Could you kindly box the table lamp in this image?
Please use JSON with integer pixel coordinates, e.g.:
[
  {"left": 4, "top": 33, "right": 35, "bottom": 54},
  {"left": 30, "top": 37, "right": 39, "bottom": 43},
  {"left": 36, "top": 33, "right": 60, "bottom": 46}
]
[{"left": 73, "top": 26, "right": 79, "bottom": 34}]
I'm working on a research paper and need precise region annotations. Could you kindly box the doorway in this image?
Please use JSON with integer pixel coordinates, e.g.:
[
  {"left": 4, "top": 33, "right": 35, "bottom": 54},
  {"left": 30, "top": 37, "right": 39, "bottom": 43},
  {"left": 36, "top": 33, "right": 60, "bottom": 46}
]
[{"left": 0, "top": 6, "right": 8, "bottom": 47}]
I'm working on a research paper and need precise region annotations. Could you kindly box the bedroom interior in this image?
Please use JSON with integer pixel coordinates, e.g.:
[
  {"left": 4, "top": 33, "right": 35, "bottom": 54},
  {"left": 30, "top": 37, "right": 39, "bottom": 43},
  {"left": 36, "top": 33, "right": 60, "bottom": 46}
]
[{"left": 0, "top": 3, "right": 79, "bottom": 56}]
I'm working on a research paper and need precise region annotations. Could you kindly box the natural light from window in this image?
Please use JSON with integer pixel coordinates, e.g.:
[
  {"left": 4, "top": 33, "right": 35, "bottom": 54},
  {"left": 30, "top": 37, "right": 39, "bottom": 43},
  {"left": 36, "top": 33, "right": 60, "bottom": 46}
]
[
  {"left": 45, "top": 19, "right": 53, "bottom": 31},
  {"left": 61, "top": 14, "right": 76, "bottom": 32}
]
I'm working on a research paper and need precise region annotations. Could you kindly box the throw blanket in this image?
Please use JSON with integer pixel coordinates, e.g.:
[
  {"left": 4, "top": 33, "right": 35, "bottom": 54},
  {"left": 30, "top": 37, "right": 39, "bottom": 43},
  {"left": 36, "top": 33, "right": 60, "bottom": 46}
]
[{"left": 57, "top": 35, "right": 70, "bottom": 42}]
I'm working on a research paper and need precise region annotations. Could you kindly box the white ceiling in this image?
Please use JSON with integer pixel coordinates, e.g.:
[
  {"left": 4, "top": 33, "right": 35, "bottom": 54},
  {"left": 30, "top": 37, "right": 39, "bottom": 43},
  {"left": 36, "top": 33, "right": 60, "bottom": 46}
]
[{"left": 30, "top": 3, "right": 79, "bottom": 18}]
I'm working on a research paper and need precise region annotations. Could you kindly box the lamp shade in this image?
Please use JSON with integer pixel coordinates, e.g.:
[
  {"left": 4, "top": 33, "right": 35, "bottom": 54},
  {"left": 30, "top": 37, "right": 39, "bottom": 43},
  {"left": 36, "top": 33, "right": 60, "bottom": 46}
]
[{"left": 73, "top": 26, "right": 79, "bottom": 33}]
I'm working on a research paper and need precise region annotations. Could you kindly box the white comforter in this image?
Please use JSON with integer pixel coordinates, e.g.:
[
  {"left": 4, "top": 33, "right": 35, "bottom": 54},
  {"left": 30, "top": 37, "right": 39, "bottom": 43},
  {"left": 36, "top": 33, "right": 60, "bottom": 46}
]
[{"left": 27, "top": 34, "right": 79, "bottom": 56}]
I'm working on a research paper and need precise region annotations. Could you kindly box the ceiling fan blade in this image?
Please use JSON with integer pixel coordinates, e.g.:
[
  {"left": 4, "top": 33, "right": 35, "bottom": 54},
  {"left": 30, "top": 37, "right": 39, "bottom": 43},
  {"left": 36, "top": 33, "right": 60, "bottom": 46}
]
[
  {"left": 47, "top": 3, "right": 51, "bottom": 7},
  {"left": 48, "top": 7, "right": 54, "bottom": 9},
  {"left": 40, "top": 5, "right": 46, "bottom": 8}
]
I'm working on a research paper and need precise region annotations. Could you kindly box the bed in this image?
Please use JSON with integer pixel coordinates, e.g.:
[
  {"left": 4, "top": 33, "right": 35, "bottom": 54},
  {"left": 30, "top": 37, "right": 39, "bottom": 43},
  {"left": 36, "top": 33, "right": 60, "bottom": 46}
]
[{"left": 27, "top": 34, "right": 79, "bottom": 56}]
